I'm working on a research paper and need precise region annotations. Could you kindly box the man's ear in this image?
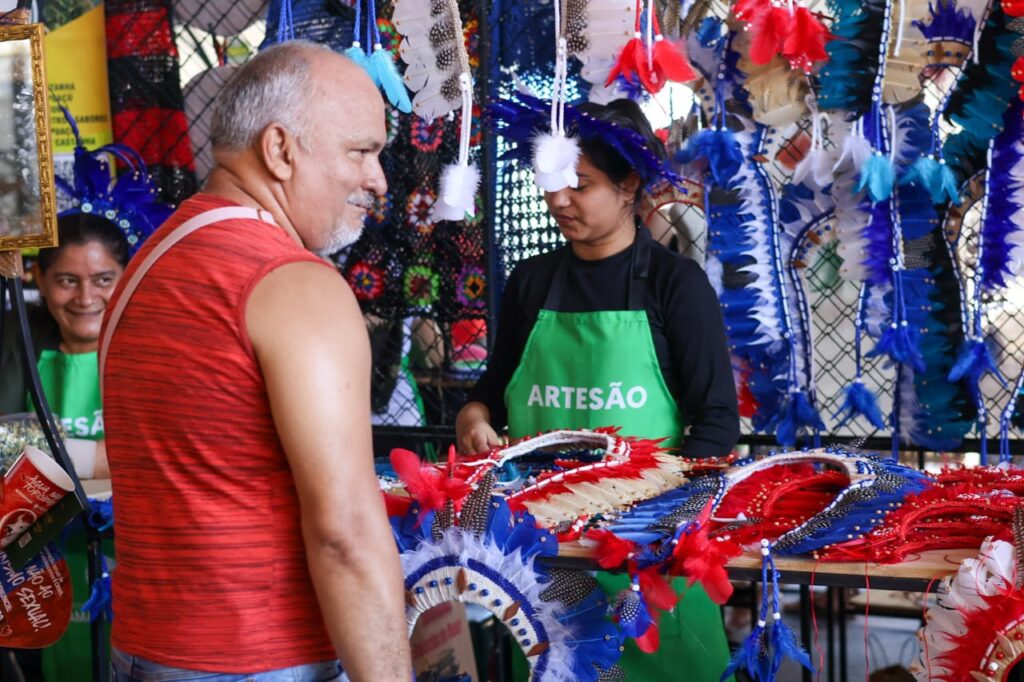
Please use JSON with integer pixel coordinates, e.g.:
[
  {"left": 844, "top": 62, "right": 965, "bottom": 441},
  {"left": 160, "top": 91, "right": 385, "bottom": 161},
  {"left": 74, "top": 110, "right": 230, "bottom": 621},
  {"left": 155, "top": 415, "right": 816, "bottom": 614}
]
[{"left": 260, "top": 122, "right": 296, "bottom": 182}]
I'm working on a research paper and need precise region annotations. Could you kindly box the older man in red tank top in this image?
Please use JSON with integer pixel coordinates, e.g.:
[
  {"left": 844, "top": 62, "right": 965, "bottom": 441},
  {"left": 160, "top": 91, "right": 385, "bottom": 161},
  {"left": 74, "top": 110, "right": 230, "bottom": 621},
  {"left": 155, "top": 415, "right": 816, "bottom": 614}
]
[{"left": 100, "top": 42, "right": 411, "bottom": 681}]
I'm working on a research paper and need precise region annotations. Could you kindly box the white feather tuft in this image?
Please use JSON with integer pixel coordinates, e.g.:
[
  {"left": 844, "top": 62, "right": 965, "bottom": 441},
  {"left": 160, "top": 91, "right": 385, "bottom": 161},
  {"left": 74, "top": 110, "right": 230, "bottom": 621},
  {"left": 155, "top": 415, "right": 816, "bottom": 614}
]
[
  {"left": 433, "top": 162, "right": 481, "bottom": 221},
  {"left": 532, "top": 133, "right": 582, "bottom": 192}
]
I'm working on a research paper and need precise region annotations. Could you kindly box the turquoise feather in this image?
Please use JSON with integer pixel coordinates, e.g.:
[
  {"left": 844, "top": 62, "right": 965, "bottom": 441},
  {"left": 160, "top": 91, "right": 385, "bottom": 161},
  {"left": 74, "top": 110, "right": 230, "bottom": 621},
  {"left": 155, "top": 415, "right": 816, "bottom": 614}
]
[
  {"left": 857, "top": 153, "right": 894, "bottom": 203},
  {"left": 345, "top": 43, "right": 369, "bottom": 68},
  {"left": 900, "top": 155, "right": 961, "bottom": 205},
  {"left": 367, "top": 46, "right": 413, "bottom": 113}
]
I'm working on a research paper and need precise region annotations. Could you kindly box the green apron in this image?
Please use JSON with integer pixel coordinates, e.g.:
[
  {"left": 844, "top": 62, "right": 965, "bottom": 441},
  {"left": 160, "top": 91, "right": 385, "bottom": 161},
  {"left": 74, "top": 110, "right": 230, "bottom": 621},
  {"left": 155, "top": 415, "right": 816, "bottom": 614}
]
[
  {"left": 505, "top": 239, "right": 732, "bottom": 681},
  {"left": 32, "top": 349, "right": 110, "bottom": 682},
  {"left": 33, "top": 349, "right": 104, "bottom": 440}
]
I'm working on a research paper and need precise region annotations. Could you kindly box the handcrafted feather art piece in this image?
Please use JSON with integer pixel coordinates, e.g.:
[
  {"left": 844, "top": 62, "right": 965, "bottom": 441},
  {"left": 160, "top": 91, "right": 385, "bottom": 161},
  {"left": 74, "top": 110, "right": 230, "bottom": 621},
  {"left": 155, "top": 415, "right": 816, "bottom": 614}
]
[
  {"left": 911, "top": 537, "right": 1024, "bottom": 682},
  {"left": 393, "top": 0, "right": 476, "bottom": 219},
  {"left": 603, "top": 0, "right": 697, "bottom": 94},
  {"left": 564, "top": 0, "right": 636, "bottom": 101},
  {"left": 393, "top": 0, "right": 469, "bottom": 121},
  {"left": 942, "top": 3, "right": 1018, "bottom": 185},
  {"left": 738, "top": 48, "right": 811, "bottom": 127},
  {"left": 718, "top": 449, "right": 931, "bottom": 681},
  {"left": 979, "top": 102, "right": 1024, "bottom": 292},
  {"left": 732, "top": 0, "right": 831, "bottom": 73},
  {"left": 390, "top": 474, "right": 624, "bottom": 681},
  {"left": 817, "top": 0, "right": 887, "bottom": 115},
  {"left": 54, "top": 105, "right": 172, "bottom": 256},
  {"left": 695, "top": 38, "right": 797, "bottom": 444}
]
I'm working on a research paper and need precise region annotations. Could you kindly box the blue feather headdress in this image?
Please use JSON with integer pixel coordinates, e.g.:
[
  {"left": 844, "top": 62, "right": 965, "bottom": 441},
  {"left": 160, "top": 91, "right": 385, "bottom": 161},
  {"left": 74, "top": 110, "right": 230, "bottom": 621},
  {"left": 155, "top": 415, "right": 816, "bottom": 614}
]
[
  {"left": 942, "top": 4, "right": 1018, "bottom": 186},
  {"left": 487, "top": 92, "right": 687, "bottom": 192},
  {"left": 913, "top": 0, "right": 977, "bottom": 46},
  {"left": 816, "top": 0, "right": 887, "bottom": 115},
  {"left": 53, "top": 105, "right": 172, "bottom": 256}
]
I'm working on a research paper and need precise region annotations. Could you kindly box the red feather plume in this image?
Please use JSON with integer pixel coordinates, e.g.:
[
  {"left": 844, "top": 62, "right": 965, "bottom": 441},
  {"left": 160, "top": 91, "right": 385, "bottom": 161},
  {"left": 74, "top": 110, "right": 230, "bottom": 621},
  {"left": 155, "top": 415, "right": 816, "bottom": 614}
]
[
  {"left": 782, "top": 6, "right": 830, "bottom": 72},
  {"left": 585, "top": 528, "right": 638, "bottom": 568},
  {"left": 389, "top": 447, "right": 472, "bottom": 512},
  {"left": 645, "top": 37, "right": 697, "bottom": 92},
  {"left": 749, "top": 5, "right": 791, "bottom": 64},
  {"left": 635, "top": 622, "right": 661, "bottom": 653},
  {"left": 638, "top": 567, "right": 679, "bottom": 611},
  {"left": 605, "top": 35, "right": 646, "bottom": 87}
]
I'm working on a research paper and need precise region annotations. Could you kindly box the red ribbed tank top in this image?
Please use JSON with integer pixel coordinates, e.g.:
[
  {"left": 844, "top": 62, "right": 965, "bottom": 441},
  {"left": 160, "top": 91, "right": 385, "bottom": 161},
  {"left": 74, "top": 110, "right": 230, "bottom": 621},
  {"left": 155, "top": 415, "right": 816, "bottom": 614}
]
[{"left": 102, "top": 193, "right": 337, "bottom": 672}]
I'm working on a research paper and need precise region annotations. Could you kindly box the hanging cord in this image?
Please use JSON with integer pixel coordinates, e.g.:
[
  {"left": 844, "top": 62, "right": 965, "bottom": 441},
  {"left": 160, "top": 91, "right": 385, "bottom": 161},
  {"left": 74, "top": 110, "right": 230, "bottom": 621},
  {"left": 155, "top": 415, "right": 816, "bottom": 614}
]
[
  {"left": 972, "top": 142, "right": 995, "bottom": 463},
  {"left": 998, "top": 369, "right": 1024, "bottom": 464},
  {"left": 893, "top": 0, "right": 907, "bottom": 57},
  {"left": 276, "top": 0, "right": 295, "bottom": 44},
  {"left": 367, "top": 0, "right": 377, "bottom": 53},
  {"left": 349, "top": 0, "right": 362, "bottom": 50},
  {"left": 645, "top": 0, "right": 655, "bottom": 71},
  {"left": 549, "top": 0, "right": 568, "bottom": 136}
]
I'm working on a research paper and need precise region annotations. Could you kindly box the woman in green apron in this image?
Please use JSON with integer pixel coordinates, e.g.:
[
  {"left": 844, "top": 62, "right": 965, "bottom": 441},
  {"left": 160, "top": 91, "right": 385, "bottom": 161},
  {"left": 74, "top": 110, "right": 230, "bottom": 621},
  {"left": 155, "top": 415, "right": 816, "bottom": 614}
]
[
  {"left": 0, "top": 213, "right": 128, "bottom": 682},
  {"left": 456, "top": 99, "right": 739, "bottom": 681}
]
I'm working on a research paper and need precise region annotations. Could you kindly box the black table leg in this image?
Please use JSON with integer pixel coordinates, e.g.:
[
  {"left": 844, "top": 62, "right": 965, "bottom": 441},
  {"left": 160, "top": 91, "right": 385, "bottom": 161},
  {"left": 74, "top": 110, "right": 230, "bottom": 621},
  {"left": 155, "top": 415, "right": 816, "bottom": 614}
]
[{"left": 800, "top": 585, "right": 812, "bottom": 682}]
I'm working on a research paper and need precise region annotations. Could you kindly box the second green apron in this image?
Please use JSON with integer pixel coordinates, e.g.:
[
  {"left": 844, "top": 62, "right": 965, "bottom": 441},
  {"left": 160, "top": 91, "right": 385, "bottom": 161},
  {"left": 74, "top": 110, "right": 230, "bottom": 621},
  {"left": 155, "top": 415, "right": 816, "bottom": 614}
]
[
  {"left": 504, "top": 239, "right": 732, "bottom": 681},
  {"left": 33, "top": 349, "right": 111, "bottom": 682}
]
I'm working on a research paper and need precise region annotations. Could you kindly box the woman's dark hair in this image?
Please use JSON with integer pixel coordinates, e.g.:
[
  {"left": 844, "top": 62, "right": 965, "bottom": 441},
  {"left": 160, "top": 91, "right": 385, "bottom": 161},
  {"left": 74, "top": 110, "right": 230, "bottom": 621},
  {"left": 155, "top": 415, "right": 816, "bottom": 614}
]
[
  {"left": 37, "top": 213, "right": 130, "bottom": 273},
  {"left": 575, "top": 99, "right": 667, "bottom": 202}
]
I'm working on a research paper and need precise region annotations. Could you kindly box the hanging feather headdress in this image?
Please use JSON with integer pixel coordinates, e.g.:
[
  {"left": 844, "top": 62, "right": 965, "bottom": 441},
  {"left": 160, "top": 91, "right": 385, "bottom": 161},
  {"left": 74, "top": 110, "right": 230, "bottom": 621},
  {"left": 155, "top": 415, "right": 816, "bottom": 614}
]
[
  {"left": 564, "top": 0, "right": 636, "bottom": 102},
  {"left": 54, "top": 105, "right": 172, "bottom": 256},
  {"left": 392, "top": 0, "right": 478, "bottom": 220}
]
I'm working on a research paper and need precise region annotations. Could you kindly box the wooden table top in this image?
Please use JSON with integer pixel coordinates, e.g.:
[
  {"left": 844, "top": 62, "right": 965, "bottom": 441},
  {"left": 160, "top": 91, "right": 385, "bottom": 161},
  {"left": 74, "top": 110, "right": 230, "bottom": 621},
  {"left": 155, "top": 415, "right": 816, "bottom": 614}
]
[{"left": 553, "top": 542, "right": 975, "bottom": 590}]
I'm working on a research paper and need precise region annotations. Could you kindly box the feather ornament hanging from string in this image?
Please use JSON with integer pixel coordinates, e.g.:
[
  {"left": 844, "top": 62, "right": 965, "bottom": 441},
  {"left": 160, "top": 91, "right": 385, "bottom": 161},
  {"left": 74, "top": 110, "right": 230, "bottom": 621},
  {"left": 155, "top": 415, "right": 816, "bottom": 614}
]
[
  {"left": 393, "top": 0, "right": 477, "bottom": 219},
  {"left": 604, "top": 0, "right": 697, "bottom": 94},
  {"left": 346, "top": 0, "right": 412, "bottom": 111},
  {"left": 734, "top": 0, "right": 831, "bottom": 73},
  {"left": 564, "top": 0, "right": 636, "bottom": 102},
  {"left": 393, "top": 0, "right": 469, "bottom": 121}
]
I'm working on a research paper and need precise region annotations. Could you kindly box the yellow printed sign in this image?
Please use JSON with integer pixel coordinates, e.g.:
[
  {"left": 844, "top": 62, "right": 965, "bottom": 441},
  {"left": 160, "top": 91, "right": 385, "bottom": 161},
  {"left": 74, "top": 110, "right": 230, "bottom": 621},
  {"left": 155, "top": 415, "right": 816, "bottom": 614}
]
[{"left": 44, "top": 5, "right": 112, "bottom": 154}]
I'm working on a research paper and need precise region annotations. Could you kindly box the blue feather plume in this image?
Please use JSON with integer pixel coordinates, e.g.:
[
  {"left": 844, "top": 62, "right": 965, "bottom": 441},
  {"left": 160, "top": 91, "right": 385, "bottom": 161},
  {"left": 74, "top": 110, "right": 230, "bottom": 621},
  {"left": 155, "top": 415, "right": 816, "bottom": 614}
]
[
  {"left": 613, "top": 586, "right": 654, "bottom": 640},
  {"left": 834, "top": 379, "right": 887, "bottom": 430},
  {"left": 345, "top": 43, "right": 368, "bottom": 67},
  {"left": 367, "top": 45, "right": 413, "bottom": 113},
  {"left": 770, "top": 618, "right": 813, "bottom": 677},
  {"left": 948, "top": 338, "right": 1007, "bottom": 401},
  {"left": 675, "top": 128, "right": 744, "bottom": 186},
  {"left": 857, "top": 152, "right": 895, "bottom": 203},
  {"left": 866, "top": 312, "right": 926, "bottom": 372},
  {"left": 980, "top": 101, "right": 1024, "bottom": 290},
  {"left": 769, "top": 390, "right": 826, "bottom": 447}
]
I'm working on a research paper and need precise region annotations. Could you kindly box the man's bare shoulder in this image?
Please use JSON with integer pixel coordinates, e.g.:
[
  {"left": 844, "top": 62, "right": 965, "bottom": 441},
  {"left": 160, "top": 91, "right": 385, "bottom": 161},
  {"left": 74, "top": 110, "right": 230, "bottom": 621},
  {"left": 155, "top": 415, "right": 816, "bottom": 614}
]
[{"left": 246, "top": 260, "right": 362, "bottom": 349}]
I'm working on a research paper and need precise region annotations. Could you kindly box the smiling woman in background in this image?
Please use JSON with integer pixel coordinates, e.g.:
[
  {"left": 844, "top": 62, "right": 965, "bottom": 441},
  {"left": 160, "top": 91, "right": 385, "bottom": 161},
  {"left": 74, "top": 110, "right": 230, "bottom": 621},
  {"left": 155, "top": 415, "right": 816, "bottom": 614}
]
[{"left": 456, "top": 98, "right": 739, "bottom": 681}]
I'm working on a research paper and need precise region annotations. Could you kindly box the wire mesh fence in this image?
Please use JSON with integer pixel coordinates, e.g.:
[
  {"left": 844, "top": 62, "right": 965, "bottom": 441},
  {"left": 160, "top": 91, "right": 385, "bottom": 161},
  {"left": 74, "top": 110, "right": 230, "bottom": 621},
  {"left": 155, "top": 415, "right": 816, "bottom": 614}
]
[{"left": 81, "top": 0, "right": 1024, "bottom": 455}]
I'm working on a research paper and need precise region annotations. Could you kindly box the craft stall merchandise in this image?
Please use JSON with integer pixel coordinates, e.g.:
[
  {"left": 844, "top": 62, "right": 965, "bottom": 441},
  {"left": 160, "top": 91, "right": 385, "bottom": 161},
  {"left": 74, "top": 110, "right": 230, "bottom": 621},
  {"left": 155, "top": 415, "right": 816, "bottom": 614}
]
[
  {"left": 7, "top": 0, "right": 1024, "bottom": 679},
  {"left": 383, "top": 429, "right": 1024, "bottom": 682}
]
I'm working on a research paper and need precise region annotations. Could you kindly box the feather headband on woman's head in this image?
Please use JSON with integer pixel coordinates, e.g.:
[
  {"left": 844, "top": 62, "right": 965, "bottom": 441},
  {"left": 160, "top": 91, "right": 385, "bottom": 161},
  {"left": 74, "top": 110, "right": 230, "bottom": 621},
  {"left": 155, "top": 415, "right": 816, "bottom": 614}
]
[
  {"left": 54, "top": 104, "right": 172, "bottom": 256},
  {"left": 488, "top": 92, "right": 687, "bottom": 192}
]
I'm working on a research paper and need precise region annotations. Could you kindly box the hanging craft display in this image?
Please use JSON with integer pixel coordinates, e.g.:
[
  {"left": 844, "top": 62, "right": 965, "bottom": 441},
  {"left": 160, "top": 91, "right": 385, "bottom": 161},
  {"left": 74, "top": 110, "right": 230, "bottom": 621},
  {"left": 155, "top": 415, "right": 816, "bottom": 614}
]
[
  {"left": 393, "top": 0, "right": 479, "bottom": 220},
  {"left": 345, "top": 0, "right": 413, "bottom": 112}
]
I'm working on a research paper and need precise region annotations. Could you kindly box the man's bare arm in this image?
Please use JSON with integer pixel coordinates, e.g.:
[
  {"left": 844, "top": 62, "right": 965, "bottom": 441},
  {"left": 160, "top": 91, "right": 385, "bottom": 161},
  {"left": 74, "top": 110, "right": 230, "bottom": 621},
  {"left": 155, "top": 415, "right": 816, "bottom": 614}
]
[{"left": 247, "top": 261, "right": 411, "bottom": 681}]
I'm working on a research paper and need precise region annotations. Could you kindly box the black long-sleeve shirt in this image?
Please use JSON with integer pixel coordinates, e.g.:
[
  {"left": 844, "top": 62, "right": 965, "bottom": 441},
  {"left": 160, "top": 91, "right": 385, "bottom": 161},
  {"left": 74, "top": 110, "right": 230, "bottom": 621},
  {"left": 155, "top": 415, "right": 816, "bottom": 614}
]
[{"left": 468, "top": 228, "right": 739, "bottom": 457}]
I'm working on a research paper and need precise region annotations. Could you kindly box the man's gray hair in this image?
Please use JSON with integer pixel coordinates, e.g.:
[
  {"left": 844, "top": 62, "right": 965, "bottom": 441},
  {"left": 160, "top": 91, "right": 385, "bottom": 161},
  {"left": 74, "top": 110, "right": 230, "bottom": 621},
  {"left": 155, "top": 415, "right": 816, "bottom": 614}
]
[{"left": 210, "top": 41, "right": 339, "bottom": 152}]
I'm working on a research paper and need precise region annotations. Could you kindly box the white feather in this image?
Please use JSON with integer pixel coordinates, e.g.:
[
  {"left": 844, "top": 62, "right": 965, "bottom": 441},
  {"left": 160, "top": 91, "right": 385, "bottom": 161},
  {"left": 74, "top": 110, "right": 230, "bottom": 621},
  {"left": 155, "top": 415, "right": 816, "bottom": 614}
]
[
  {"left": 792, "top": 148, "right": 835, "bottom": 187},
  {"left": 566, "top": 0, "right": 635, "bottom": 84},
  {"left": 393, "top": 0, "right": 468, "bottom": 121}
]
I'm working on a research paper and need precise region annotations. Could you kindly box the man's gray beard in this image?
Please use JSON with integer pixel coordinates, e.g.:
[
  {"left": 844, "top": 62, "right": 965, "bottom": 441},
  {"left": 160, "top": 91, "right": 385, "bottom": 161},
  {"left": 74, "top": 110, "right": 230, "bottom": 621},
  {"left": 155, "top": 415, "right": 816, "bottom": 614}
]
[{"left": 314, "top": 219, "right": 364, "bottom": 258}]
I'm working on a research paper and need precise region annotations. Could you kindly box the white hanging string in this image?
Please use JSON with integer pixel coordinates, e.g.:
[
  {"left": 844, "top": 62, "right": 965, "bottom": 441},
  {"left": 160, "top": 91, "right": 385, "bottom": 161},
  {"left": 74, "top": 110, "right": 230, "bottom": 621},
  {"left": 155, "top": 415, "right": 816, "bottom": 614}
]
[{"left": 893, "top": 0, "right": 907, "bottom": 57}]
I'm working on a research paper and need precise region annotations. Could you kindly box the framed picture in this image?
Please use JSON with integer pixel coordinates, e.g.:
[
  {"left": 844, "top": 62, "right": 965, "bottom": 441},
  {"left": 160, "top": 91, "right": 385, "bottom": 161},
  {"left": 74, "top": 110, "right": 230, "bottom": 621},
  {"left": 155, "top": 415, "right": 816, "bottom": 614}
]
[{"left": 0, "top": 23, "right": 57, "bottom": 252}]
